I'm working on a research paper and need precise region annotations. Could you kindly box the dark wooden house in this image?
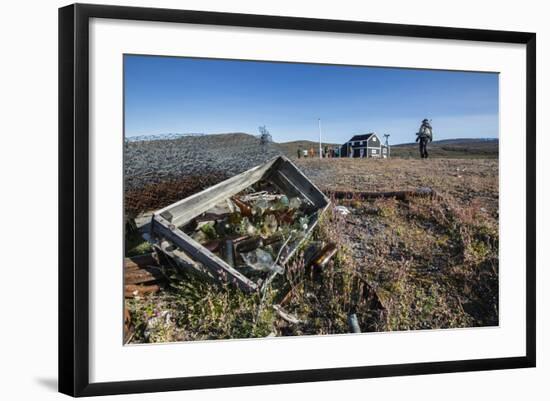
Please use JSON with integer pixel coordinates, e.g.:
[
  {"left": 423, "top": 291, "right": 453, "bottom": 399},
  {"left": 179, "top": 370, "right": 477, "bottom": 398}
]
[{"left": 340, "top": 133, "right": 388, "bottom": 158}]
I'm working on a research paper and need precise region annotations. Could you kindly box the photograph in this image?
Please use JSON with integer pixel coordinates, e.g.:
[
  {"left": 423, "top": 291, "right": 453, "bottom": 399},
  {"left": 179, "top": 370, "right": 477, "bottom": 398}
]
[{"left": 123, "top": 54, "right": 499, "bottom": 344}]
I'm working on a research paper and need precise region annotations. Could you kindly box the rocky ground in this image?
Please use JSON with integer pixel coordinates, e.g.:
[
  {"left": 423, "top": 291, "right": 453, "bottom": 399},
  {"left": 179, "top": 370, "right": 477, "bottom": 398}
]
[{"left": 124, "top": 133, "right": 281, "bottom": 191}]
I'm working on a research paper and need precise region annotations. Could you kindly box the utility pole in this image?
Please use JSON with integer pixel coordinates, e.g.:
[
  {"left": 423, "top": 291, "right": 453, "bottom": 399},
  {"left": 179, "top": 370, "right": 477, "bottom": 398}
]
[
  {"left": 318, "top": 118, "right": 322, "bottom": 159},
  {"left": 318, "top": 118, "right": 323, "bottom": 159},
  {"left": 384, "top": 134, "right": 391, "bottom": 158}
]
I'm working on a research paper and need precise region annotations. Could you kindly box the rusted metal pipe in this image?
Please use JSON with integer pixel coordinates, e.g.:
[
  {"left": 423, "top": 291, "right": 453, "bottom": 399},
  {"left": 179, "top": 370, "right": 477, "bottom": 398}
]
[
  {"left": 326, "top": 187, "right": 439, "bottom": 201},
  {"left": 310, "top": 243, "right": 338, "bottom": 269}
]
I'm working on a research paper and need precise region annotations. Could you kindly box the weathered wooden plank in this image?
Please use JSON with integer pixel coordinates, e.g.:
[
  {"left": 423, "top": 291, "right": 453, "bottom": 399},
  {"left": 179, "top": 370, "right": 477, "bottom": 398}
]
[
  {"left": 125, "top": 284, "right": 161, "bottom": 298},
  {"left": 156, "top": 157, "right": 278, "bottom": 227},
  {"left": 124, "top": 262, "right": 141, "bottom": 271},
  {"left": 124, "top": 268, "right": 161, "bottom": 285},
  {"left": 151, "top": 216, "right": 258, "bottom": 292},
  {"left": 273, "top": 158, "right": 329, "bottom": 208},
  {"left": 267, "top": 169, "right": 305, "bottom": 202},
  {"left": 124, "top": 253, "right": 157, "bottom": 270},
  {"left": 134, "top": 213, "right": 154, "bottom": 231},
  {"left": 154, "top": 240, "right": 217, "bottom": 283}
]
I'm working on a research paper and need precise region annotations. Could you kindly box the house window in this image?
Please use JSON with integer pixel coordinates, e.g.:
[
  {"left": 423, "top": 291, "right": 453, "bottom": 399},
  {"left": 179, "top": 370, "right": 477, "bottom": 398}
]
[
  {"left": 372, "top": 137, "right": 377, "bottom": 142},
  {"left": 383, "top": 148, "right": 387, "bottom": 153},
  {"left": 372, "top": 149, "right": 378, "bottom": 154},
  {"left": 362, "top": 141, "right": 366, "bottom": 145}
]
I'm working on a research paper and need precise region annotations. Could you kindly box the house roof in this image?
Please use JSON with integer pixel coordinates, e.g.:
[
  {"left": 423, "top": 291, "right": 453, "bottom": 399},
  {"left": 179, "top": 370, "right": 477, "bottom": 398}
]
[{"left": 349, "top": 133, "right": 376, "bottom": 142}]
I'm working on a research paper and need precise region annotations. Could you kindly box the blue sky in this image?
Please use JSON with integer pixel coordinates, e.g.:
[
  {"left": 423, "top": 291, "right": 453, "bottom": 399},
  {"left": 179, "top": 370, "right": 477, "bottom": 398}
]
[{"left": 124, "top": 55, "right": 499, "bottom": 145}]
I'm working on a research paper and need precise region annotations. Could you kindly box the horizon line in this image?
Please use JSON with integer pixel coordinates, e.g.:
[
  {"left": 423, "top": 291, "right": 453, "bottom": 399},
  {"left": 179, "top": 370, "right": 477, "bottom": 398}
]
[{"left": 124, "top": 132, "right": 499, "bottom": 146}]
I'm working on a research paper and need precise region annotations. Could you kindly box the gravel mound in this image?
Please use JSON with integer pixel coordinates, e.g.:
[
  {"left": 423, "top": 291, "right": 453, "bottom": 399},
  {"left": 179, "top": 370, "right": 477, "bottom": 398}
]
[{"left": 125, "top": 133, "right": 282, "bottom": 191}]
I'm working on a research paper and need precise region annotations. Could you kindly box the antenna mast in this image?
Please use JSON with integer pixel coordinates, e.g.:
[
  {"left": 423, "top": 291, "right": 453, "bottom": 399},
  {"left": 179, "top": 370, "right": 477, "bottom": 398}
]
[{"left": 383, "top": 134, "right": 391, "bottom": 158}]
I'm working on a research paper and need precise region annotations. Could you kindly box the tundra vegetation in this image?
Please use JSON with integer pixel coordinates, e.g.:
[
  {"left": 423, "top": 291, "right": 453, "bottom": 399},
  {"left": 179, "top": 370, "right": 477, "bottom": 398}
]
[{"left": 124, "top": 136, "right": 498, "bottom": 343}]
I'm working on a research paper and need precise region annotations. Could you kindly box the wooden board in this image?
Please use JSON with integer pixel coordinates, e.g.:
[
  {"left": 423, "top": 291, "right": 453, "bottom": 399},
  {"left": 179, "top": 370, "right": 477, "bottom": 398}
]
[
  {"left": 124, "top": 254, "right": 164, "bottom": 298},
  {"left": 124, "top": 253, "right": 157, "bottom": 270},
  {"left": 152, "top": 216, "right": 258, "bottom": 292},
  {"left": 267, "top": 157, "right": 329, "bottom": 207},
  {"left": 156, "top": 157, "right": 278, "bottom": 228}
]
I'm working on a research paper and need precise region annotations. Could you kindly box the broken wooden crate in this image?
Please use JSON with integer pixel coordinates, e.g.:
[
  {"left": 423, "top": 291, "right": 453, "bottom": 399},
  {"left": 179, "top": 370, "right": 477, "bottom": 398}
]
[{"left": 149, "top": 156, "right": 330, "bottom": 292}]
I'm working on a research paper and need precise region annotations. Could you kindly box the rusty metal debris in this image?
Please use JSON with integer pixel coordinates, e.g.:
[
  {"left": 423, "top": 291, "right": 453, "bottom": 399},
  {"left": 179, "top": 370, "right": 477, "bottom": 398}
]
[
  {"left": 308, "top": 243, "right": 338, "bottom": 270},
  {"left": 124, "top": 254, "right": 165, "bottom": 298},
  {"left": 327, "top": 187, "right": 440, "bottom": 202}
]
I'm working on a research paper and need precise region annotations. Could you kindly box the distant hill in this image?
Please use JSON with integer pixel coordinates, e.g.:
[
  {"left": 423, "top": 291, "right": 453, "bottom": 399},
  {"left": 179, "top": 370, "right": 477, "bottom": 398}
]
[
  {"left": 389, "top": 138, "right": 498, "bottom": 159},
  {"left": 276, "top": 138, "right": 498, "bottom": 159},
  {"left": 125, "top": 132, "right": 282, "bottom": 190},
  {"left": 126, "top": 133, "right": 498, "bottom": 163}
]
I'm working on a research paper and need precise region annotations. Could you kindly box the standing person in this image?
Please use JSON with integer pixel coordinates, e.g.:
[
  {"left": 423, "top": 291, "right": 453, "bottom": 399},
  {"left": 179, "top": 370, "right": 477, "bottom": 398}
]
[
  {"left": 416, "top": 118, "right": 433, "bottom": 159},
  {"left": 297, "top": 147, "right": 302, "bottom": 159},
  {"left": 309, "top": 147, "right": 315, "bottom": 158}
]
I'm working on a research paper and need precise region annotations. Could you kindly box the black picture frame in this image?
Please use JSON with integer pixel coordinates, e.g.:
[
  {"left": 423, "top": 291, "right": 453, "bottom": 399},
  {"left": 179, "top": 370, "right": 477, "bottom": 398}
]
[{"left": 59, "top": 3, "right": 536, "bottom": 397}]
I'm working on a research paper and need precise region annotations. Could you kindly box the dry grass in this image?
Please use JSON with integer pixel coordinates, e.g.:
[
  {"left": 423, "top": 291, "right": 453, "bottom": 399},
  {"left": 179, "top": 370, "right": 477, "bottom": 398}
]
[
  {"left": 295, "top": 158, "right": 498, "bottom": 200},
  {"left": 126, "top": 157, "right": 499, "bottom": 342}
]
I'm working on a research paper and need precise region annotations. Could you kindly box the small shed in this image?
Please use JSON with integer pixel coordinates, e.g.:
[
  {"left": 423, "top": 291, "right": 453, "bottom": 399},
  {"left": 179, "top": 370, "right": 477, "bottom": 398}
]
[{"left": 340, "top": 133, "right": 388, "bottom": 158}]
